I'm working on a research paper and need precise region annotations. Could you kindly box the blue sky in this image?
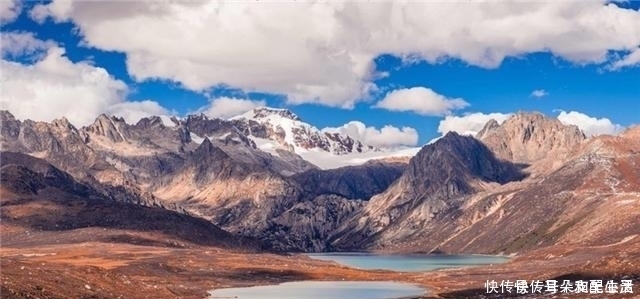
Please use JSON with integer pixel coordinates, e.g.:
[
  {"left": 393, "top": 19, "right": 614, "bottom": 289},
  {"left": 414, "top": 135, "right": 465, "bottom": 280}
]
[{"left": 1, "top": 1, "right": 639, "bottom": 146}]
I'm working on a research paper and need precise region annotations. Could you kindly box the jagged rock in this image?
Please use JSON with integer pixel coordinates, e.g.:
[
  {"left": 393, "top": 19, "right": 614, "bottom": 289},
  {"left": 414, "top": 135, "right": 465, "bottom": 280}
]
[
  {"left": 331, "top": 132, "right": 526, "bottom": 250},
  {"left": 477, "top": 112, "right": 586, "bottom": 165},
  {"left": 0, "top": 152, "right": 259, "bottom": 249},
  {"left": 231, "top": 107, "right": 376, "bottom": 155},
  {"left": 4, "top": 109, "right": 635, "bottom": 255},
  {"left": 332, "top": 113, "right": 639, "bottom": 256},
  {"left": 268, "top": 194, "right": 366, "bottom": 252},
  {"left": 85, "top": 114, "right": 129, "bottom": 143},
  {"left": 292, "top": 160, "right": 406, "bottom": 201}
]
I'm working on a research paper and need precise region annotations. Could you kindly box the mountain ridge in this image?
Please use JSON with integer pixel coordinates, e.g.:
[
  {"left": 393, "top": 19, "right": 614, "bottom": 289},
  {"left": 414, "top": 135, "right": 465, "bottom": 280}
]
[{"left": 2, "top": 109, "right": 637, "bottom": 255}]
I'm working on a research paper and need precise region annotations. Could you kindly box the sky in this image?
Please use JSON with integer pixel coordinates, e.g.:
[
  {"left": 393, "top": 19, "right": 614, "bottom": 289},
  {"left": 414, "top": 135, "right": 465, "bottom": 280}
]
[{"left": 1, "top": 0, "right": 639, "bottom": 147}]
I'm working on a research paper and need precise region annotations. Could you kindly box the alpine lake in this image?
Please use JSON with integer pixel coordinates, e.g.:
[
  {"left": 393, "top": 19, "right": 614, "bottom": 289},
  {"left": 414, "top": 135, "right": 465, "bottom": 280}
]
[{"left": 209, "top": 252, "right": 508, "bottom": 299}]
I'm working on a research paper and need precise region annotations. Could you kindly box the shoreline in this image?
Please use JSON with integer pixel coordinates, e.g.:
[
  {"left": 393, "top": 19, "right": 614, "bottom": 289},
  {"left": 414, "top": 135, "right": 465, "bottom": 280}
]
[{"left": 2, "top": 233, "right": 639, "bottom": 299}]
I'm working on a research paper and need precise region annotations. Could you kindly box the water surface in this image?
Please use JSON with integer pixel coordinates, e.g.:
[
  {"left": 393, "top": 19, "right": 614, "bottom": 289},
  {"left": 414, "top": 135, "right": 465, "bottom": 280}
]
[
  {"left": 307, "top": 252, "right": 508, "bottom": 272},
  {"left": 208, "top": 281, "right": 425, "bottom": 299}
]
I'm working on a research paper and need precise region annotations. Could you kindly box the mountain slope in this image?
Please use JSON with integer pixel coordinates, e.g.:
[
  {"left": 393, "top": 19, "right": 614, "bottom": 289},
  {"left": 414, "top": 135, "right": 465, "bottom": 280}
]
[
  {"left": 331, "top": 132, "right": 526, "bottom": 249},
  {"left": 231, "top": 107, "right": 375, "bottom": 155},
  {"left": 418, "top": 126, "right": 640, "bottom": 254},
  {"left": 291, "top": 160, "right": 406, "bottom": 201},
  {"left": 0, "top": 152, "right": 258, "bottom": 250},
  {"left": 332, "top": 115, "right": 639, "bottom": 255},
  {"left": 2, "top": 110, "right": 407, "bottom": 251},
  {"left": 477, "top": 112, "right": 586, "bottom": 173}
]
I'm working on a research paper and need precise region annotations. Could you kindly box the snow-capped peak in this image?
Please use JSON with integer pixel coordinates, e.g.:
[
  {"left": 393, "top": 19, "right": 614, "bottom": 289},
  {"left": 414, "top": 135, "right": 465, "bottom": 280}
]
[
  {"left": 231, "top": 106, "right": 300, "bottom": 122},
  {"left": 230, "top": 106, "right": 377, "bottom": 155}
]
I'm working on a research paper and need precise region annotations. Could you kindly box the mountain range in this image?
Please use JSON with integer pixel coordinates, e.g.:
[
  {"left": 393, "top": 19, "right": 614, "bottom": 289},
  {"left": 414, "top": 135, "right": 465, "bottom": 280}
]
[{"left": 1, "top": 107, "right": 638, "bottom": 256}]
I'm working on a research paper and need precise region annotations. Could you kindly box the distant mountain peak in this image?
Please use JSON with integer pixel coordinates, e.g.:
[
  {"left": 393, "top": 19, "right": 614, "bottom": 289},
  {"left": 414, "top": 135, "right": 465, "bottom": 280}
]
[
  {"left": 228, "top": 107, "right": 376, "bottom": 156},
  {"left": 85, "top": 113, "right": 130, "bottom": 142},
  {"left": 477, "top": 111, "right": 585, "bottom": 164},
  {"left": 234, "top": 106, "right": 301, "bottom": 122},
  {"left": 95, "top": 113, "right": 126, "bottom": 124}
]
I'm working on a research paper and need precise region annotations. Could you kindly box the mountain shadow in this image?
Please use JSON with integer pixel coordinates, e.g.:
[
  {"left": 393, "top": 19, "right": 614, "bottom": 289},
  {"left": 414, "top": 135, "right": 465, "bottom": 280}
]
[{"left": 0, "top": 151, "right": 259, "bottom": 250}]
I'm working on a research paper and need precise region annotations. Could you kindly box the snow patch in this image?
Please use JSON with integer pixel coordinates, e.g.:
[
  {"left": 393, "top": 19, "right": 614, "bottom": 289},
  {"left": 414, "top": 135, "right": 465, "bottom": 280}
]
[
  {"left": 217, "top": 132, "right": 231, "bottom": 140},
  {"left": 250, "top": 136, "right": 283, "bottom": 157},
  {"left": 190, "top": 132, "right": 205, "bottom": 144},
  {"left": 158, "top": 115, "right": 175, "bottom": 127},
  {"left": 298, "top": 146, "right": 420, "bottom": 169}
]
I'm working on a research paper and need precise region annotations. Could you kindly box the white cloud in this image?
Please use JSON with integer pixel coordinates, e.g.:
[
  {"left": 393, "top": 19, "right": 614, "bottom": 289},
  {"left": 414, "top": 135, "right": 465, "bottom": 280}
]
[
  {"left": 1, "top": 31, "right": 55, "bottom": 60},
  {"left": 199, "top": 97, "right": 266, "bottom": 119},
  {"left": 0, "top": 0, "right": 21, "bottom": 24},
  {"left": 29, "top": 1, "right": 640, "bottom": 108},
  {"left": 609, "top": 47, "right": 640, "bottom": 70},
  {"left": 438, "top": 112, "right": 512, "bottom": 136},
  {"left": 530, "top": 89, "right": 549, "bottom": 98},
  {"left": 0, "top": 35, "right": 169, "bottom": 126},
  {"left": 556, "top": 110, "right": 624, "bottom": 137},
  {"left": 323, "top": 121, "right": 418, "bottom": 148},
  {"left": 375, "top": 87, "right": 468, "bottom": 116},
  {"left": 106, "top": 100, "right": 170, "bottom": 124}
]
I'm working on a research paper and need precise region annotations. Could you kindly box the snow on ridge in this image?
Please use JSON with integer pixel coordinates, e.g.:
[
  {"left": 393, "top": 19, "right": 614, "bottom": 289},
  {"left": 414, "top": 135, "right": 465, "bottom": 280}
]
[
  {"left": 298, "top": 146, "right": 420, "bottom": 170},
  {"left": 249, "top": 136, "right": 282, "bottom": 156},
  {"left": 217, "top": 132, "right": 232, "bottom": 140},
  {"left": 158, "top": 115, "right": 176, "bottom": 127},
  {"left": 190, "top": 132, "right": 205, "bottom": 144},
  {"left": 229, "top": 106, "right": 300, "bottom": 121},
  {"left": 250, "top": 135, "right": 418, "bottom": 170}
]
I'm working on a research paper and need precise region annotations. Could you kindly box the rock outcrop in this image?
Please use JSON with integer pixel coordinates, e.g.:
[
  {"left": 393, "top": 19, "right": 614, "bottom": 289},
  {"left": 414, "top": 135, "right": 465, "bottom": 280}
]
[
  {"left": 331, "top": 132, "right": 526, "bottom": 250},
  {"left": 1, "top": 110, "right": 404, "bottom": 251},
  {"left": 332, "top": 113, "right": 639, "bottom": 256},
  {"left": 476, "top": 112, "right": 585, "bottom": 165},
  {"left": 231, "top": 107, "right": 376, "bottom": 155},
  {"left": 3, "top": 109, "right": 636, "bottom": 255},
  {"left": 0, "top": 151, "right": 258, "bottom": 250}
]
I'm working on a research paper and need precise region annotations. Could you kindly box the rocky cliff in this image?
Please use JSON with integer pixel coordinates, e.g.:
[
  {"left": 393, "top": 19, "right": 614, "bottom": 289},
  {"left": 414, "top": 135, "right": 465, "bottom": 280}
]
[
  {"left": 3, "top": 109, "right": 636, "bottom": 255},
  {"left": 331, "top": 132, "right": 526, "bottom": 249},
  {"left": 0, "top": 152, "right": 258, "bottom": 250},
  {"left": 332, "top": 115, "right": 639, "bottom": 256},
  {"left": 0, "top": 110, "right": 404, "bottom": 251},
  {"left": 476, "top": 112, "right": 586, "bottom": 170},
  {"left": 231, "top": 107, "right": 376, "bottom": 155}
]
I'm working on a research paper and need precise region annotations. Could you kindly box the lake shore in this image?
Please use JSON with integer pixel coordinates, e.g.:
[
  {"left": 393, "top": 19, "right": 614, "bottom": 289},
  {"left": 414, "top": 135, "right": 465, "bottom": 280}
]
[{"left": 2, "top": 228, "right": 639, "bottom": 299}]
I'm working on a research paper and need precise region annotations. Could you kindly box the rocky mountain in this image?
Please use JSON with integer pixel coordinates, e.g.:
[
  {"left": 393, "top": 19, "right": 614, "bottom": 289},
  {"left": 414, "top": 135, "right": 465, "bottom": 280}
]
[
  {"left": 330, "top": 131, "right": 527, "bottom": 250},
  {"left": 3, "top": 109, "right": 636, "bottom": 256},
  {"left": 0, "top": 110, "right": 406, "bottom": 251},
  {"left": 150, "top": 141, "right": 406, "bottom": 251},
  {"left": 291, "top": 160, "right": 406, "bottom": 201},
  {"left": 0, "top": 151, "right": 258, "bottom": 250},
  {"left": 477, "top": 112, "right": 586, "bottom": 172},
  {"left": 230, "top": 107, "right": 376, "bottom": 155},
  {"left": 332, "top": 114, "right": 639, "bottom": 256}
]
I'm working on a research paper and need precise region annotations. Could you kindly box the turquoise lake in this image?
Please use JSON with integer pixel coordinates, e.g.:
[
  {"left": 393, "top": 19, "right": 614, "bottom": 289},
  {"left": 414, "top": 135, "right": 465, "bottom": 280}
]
[
  {"left": 208, "top": 281, "right": 426, "bottom": 299},
  {"left": 209, "top": 253, "right": 508, "bottom": 298},
  {"left": 307, "top": 252, "right": 509, "bottom": 272}
]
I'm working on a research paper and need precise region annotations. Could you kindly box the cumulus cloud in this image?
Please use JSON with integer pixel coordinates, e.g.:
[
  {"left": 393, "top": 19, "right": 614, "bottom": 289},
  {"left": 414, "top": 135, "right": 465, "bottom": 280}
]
[
  {"left": 1, "top": 31, "right": 55, "bottom": 61},
  {"left": 609, "top": 47, "right": 640, "bottom": 70},
  {"left": 106, "top": 100, "right": 170, "bottom": 124},
  {"left": 198, "top": 97, "right": 266, "bottom": 119},
  {"left": 375, "top": 87, "right": 468, "bottom": 116},
  {"left": 438, "top": 112, "right": 512, "bottom": 136},
  {"left": 28, "top": 1, "right": 640, "bottom": 108},
  {"left": 0, "top": 35, "right": 169, "bottom": 126},
  {"left": 0, "top": 0, "right": 21, "bottom": 24},
  {"left": 556, "top": 110, "right": 624, "bottom": 136},
  {"left": 323, "top": 121, "right": 418, "bottom": 148},
  {"left": 530, "top": 89, "right": 549, "bottom": 98}
]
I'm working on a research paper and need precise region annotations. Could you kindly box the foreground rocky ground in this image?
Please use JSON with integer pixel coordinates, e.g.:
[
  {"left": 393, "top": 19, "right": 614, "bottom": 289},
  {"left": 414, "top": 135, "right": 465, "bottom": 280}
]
[{"left": 2, "top": 225, "right": 638, "bottom": 299}]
